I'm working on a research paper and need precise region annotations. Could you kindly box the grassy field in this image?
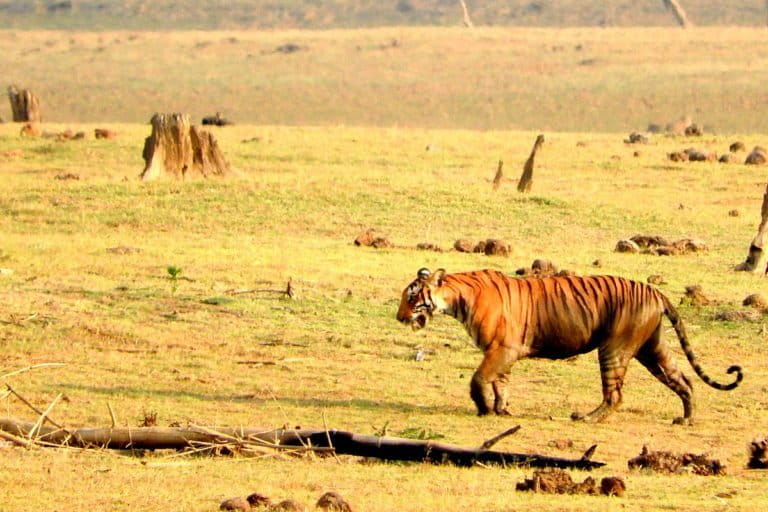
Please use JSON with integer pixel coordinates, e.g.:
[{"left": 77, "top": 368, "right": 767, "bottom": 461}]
[
  {"left": 1, "top": 118, "right": 767, "bottom": 510},
  {"left": 2, "top": 27, "right": 768, "bottom": 132},
  {"left": 1, "top": 0, "right": 767, "bottom": 29}
]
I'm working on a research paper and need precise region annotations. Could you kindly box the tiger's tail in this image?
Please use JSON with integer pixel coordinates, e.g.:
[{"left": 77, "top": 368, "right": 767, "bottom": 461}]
[{"left": 661, "top": 293, "right": 743, "bottom": 390}]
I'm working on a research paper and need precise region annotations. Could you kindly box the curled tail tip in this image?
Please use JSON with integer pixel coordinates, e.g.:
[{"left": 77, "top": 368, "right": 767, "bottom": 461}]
[{"left": 721, "top": 364, "right": 744, "bottom": 390}]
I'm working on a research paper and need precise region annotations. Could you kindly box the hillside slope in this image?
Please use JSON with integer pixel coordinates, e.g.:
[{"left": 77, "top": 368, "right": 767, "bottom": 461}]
[{"left": 0, "top": 0, "right": 766, "bottom": 30}]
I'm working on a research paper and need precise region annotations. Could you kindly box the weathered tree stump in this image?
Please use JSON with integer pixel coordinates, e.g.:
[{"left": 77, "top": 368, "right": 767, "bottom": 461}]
[
  {"left": 517, "top": 134, "right": 544, "bottom": 193},
  {"left": 7, "top": 85, "right": 41, "bottom": 123},
  {"left": 735, "top": 183, "right": 768, "bottom": 274},
  {"left": 140, "top": 113, "right": 230, "bottom": 181}
]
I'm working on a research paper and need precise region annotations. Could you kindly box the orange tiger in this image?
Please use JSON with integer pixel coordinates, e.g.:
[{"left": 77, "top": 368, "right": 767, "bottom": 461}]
[{"left": 396, "top": 268, "right": 743, "bottom": 424}]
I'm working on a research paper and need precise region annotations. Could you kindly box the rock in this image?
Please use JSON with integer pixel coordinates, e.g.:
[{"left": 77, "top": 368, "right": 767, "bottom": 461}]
[
  {"left": 453, "top": 239, "right": 474, "bottom": 253},
  {"left": 316, "top": 491, "right": 353, "bottom": 512},
  {"left": 600, "top": 477, "right": 626, "bottom": 497},
  {"left": 615, "top": 239, "right": 640, "bottom": 253},
  {"left": 745, "top": 146, "right": 767, "bottom": 165},
  {"left": 742, "top": 293, "right": 767, "bottom": 309},
  {"left": 246, "top": 493, "right": 272, "bottom": 508},
  {"left": 483, "top": 239, "right": 511, "bottom": 257},
  {"left": 729, "top": 141, "right": 746, "bottom": 152},
  {"left": 531, "top": 258, "right": 558, "bottom": 275},
  {"left": 647, "top": 275, "right": 665, "bottom": 285},
  {"left": 220, "top": 497, "right": 250, "bottom": 511}
]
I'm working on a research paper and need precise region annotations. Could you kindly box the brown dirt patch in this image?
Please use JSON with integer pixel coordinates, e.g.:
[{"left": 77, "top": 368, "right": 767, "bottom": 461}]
[
  {"left": 515, "top": 468, "right": 625, "bottom": 496},
  {"left": 627, "top": 445, "right": 726, "bottom": 475}
]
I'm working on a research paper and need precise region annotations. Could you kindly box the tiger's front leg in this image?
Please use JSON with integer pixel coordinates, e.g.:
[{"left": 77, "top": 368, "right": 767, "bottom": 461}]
[{"left": 471, "top": 347, "right": 516, "bottom": 416}]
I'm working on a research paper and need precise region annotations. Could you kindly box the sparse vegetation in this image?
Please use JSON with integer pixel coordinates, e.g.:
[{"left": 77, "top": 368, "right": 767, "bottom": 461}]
[{"left": 1, "top": 121, "right": 767, "bottom": 511}]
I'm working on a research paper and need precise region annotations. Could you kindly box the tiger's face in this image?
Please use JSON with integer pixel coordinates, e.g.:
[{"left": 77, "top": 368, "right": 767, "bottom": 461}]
[{"left": 396, "top": 268, "right": 445, "bottom": 331}]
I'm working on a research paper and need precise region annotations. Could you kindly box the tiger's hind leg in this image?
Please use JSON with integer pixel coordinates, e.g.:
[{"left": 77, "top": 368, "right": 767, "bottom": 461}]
[
  {"left": 571, "top": 344, "right": 628, "bottom": 423},
  {"left": 634, "top": 326, "right": 694, "bottom": 425}
]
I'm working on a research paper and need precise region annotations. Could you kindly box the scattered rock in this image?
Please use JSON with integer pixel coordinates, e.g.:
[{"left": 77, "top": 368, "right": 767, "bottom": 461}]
[
  {"left": 712, "top": 310, "right": 761, "bottom": 322},
  {"left": 600, "top": 476, "right": 626, "bottom": 497},
  {"left": 220, "top": 497, "right": 250, "bottom": 511},
  {"left": 515, "top": 468, "right": 624, "bottom": 496},
  {"left": 615, "top": 239, "right": 640, "bottom": 253},
  {"left": 623, "top": 132, "right": 648, "bottom": 144},
  {"left": 592, "top": 259, "right": 602, "bottom": 268},
  {"left": 681, "top": 285, "right": 710, "bottom": 307},
  {"left": 416, "top": 242, "right": 442, "bottom": 252},
  {"left": 354, "top": 228, "right": 392, "bottom": 249},
  {"left": 482, "top": 239, "right": 511, "bottom": 257},
  {"left": 246, "top": 493, "right": 272, "bottom": 508},
  {"left": 548, "top": 438, "right": 573, "bottom": 450},
  {"left": 54, "top": 172, "right": 80, "bottom": 180},
  {"left": 743, "top": 293, "right": 767, "bottom": 309},
  {"left": 647, "top": 275, "right": 666, "bottom": 285},
  {"left": 748, "top": 437, "right": 768, "bottom": 469},
  {"left": 745, "top": 146, "right": 767, "bottom": 165},
  {"left": 316, "top": 491, "right": 353, "bottom": 512},
  {"left": 729, "top": 141, "right": 746, "bottom": 152},
  {"left": 719, "top": 153, "right": 740, "bottom": 164},
  {"left": 729, "top": 209, "right": 740, "bottom": 217},
  {"left": 94, "top": 128, "right": 118, "bottom": 139},
  {"left": 274, "top": 43, "right": 305, "bottom": 54},
  {"left": 628, "top": 445, "right": 726, "bottom": 476},
  {"left": 668, "top": 151, "right": 688, "bottom": 162},
  {"left": 684, "top": 123, "right": 703, "bottom": 136},
  {"left": 202, "top": 112, "right": 234, "bottom": 126},
  {"left": 472, "top": 240, "right": 487, "bottom": 253},
  {"left": 371, "top": 237, "right": 393, "bottom": 249},
  {"left": 453, "top": 239, "right": 474, "bottom": 253},
  {"left": 618, "top": 235, "right": 706, "bottom": 256},
  {"left": 630, "top": 235, "right": 670, "bottom": 249},
  {"left": 271, "top": 499, "right": 304, "bottom": 511},
  {"left": 531, "top": 258, "right": 558, "bottom": 275},
  {"left": 685, "top": 148, "right": 716, "bottom": 162},
  {"left": 106, "top": 245, "right": 141, "bottom": 255}
]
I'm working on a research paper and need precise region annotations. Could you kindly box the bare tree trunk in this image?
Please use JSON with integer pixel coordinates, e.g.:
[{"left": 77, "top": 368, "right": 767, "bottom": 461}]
[
  {"left": 0, "top": 417, "right": 605, "bottom": 470},
  {"left": 517, "top": 134, "right": 544, "bottom": 193},
  {"left": 735, "top": 184, "right": 768, "bottom": 274},
  {"left": 458, "top": 0, "right": 474, "bottom": 27},
  {"left": 662, "top": 0, "right": 692, "bottom": 28},
  {"left": 7, "top": 85, "right": 42, "bottom": 122},
  {"left": 492, "top": 160, "right": 503, "bottom": 190},
  {"left": 140, "top": 113, "right": 230, "bottom": 181}
]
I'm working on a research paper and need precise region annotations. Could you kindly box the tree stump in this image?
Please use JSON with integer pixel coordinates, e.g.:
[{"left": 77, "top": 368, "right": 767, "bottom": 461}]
[
  {"left": 517, "top": 134, "right": 544, "bottom": 193},
  {"left": 140, "top": 113, "right": 230, "bottom": 181},
  {"left": 7, "top": 85, "right": 42, "bottom": 123},
  {"left": 735, "top": 183, "right": 768, "bottom": 273}
]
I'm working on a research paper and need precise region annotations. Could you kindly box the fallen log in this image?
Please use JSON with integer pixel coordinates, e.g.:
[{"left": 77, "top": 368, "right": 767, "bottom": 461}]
[{"left": 0, "top": 417, "right": 604, "bottom": 470}]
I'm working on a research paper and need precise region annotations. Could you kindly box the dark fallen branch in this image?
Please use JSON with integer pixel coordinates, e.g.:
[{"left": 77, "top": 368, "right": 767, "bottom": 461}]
[{"left": 0, "top": 418, "right": 604, "bottom": 469}]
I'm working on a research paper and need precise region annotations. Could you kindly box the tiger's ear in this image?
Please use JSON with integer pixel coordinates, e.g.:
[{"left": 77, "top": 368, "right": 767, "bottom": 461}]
[
  {"left": 431, "top": 268, "right": 446, "bottom": 287},
  {"left": 417, "top": 268, "right": 431, "bottom": 281}
]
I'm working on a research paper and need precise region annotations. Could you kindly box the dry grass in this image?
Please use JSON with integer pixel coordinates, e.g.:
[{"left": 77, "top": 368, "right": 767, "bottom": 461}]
[
  {"left": 2, "top": 27, "right": 768, "bottom": 132},
  {"left": 1, "top": 119, "right": 767, "bottom": 510}
]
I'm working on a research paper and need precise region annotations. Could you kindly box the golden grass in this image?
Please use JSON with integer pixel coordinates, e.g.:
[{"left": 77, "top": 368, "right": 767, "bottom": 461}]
[
  {"left": 1, "top": 119, "right": 767, "bottom": 510},
  {"left": 2, "top": 27, "right": 768, "bottom": 132}
]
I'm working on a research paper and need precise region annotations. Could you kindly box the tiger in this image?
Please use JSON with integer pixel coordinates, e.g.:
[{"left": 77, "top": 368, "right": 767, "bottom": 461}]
[{"left": 396, "top": 268, "right": 743, "bottom": 425}]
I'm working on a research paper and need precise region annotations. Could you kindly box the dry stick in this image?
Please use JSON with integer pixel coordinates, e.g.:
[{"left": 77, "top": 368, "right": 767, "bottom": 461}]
[
  {"left": 107, "top": 402, "right": 117, "bottom": 428},
  {"left": 581, "top": 444, "right": 598, "bottom": 461},
  {"left": 6, "top": 385, "right": 65, "bottom": 430},
  {"left": 322, "top": 411, "right": 342, "bottom": 464},
  {"left": 0, "top": 362, "right": 65, "bottom": 380},
  {"left": 28, "top": 393, "right": 63, "bottom": 440},
  {"left": 0, "top": 428, "right": 34, "bottom": 448},
  {"left": 479, "top": 425, "right": 521, "bottom": 450}
]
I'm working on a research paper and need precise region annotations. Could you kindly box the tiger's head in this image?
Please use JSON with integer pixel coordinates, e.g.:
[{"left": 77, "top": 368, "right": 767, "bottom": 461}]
[{"left": 396, "top": 268, "right": 446, "bottom": 331}]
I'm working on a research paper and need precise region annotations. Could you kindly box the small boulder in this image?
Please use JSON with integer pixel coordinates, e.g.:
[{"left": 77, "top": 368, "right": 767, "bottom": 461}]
[
  {"left": 615, "top": 239, "right": 640, "bottom": 253},
  {"left": 220, "top": 497, "right": 250, "bottom": 511},
  {"left": 483, "top": 239, "right": 511, "bottom": 257},
  {"left": 453, "top": 239, "right": 474, "bottom": 253}
]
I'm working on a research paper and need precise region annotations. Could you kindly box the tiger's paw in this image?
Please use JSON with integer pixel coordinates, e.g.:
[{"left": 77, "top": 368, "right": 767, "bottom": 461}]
[{"left": 672, "top": 416, "right": 693, "bottom": 426}]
